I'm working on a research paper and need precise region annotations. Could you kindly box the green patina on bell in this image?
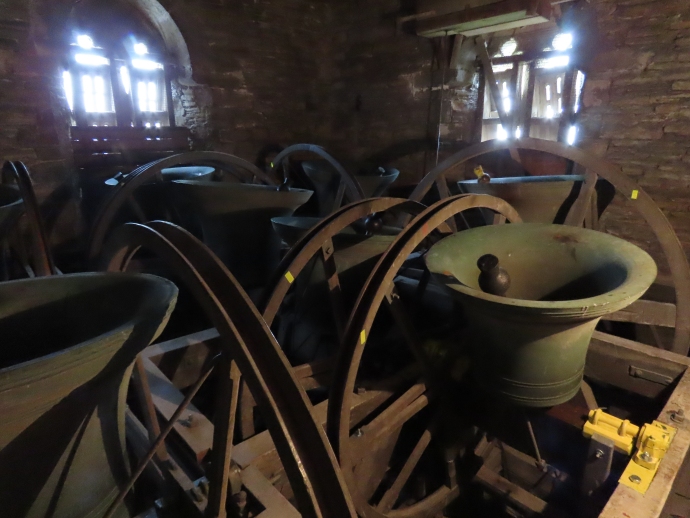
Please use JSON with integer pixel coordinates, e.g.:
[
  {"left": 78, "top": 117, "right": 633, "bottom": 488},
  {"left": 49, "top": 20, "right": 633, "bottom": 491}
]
[
  {"left": 0, "top": 272, "right": 177, "bottom": 517},
  {"left": 171, "top": 181, "right": 312, "bottom": 289},
  {"left": 458, "top": 175, "right": 584, "bottom": 223},
  {"left": 426, "top": 223, "right": 657, "bottom": 407}
]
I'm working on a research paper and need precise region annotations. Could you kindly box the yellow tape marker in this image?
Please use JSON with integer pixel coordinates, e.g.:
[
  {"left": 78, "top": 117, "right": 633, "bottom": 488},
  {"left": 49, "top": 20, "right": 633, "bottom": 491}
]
[
  {"left": 284, "top": 271, "right": 295, "bottom": 284},
  {"left": 631, "top": 190, "right": 639, "bottom": 200},
  {"left": 360, "top": 329, "right": 367, "bottom": 345}
]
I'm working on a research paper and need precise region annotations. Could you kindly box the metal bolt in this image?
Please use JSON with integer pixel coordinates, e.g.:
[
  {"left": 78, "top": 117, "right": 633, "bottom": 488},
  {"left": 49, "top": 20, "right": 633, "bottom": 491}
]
[
  {"left": 354, "top": 428, "right": 364, "bottom": 437},
  {"left": 197, "top": 476, "right": 210, "bottom": 496},
  {"left": 154, "top": 498, "right": 166, "bottom": 510},
  {"left": 671, "top": 409, "right": 685, "bottom": 423},
  {"left": 629, "top": 475, "right": 642, "bottom": 484},
  {"left": 190, "top": 485, "right": 205, "bottom": 502},
  {"left": 355, "top": 386, "right": 366, "bottom": 395},
  {"left": 632, "top": 369, "right": 643, "bottom": 377},
  {"left": 179, "top": 413, "right": 195, "bottom": 428},
  {"left": 233, "top": 490, "right": 248, "bottom": 516},
  {"left": 640, "top": 451, "right": 652, "bottom": 462},
  {"left": 595, "top": 449, "right": 605, "bottom": 459}
]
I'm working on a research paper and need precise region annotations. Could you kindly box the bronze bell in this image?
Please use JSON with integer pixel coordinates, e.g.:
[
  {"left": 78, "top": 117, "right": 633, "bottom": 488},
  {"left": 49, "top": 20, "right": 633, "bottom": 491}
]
[
  {"left": 426, "top": 223, "right": 657, "bottom": 407},
  {"left": 458, "top": 175, "right": 585, "bottom": 223},
  {"left": 0, "top": 273, "right": 177, "bottom": 518},
  {"left": 171, "top": 180, "right": 312, "bottom": 290}
]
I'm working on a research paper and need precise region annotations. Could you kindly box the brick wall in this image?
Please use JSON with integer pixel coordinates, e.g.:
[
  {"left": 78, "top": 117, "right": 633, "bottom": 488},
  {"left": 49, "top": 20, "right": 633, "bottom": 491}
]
[
  {"left": 577, "top": 0, "right": 690, "bottom": 269},
  {"left": 318, "top": 0, "right": 479, "bottom": 185},
  {"left": 0, "top": 0, "right": 688, "bottom": 264}
]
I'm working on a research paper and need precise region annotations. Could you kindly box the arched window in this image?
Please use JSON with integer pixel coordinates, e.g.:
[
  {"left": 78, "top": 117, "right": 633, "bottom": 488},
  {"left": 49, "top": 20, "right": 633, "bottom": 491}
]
[{"left": 63, "top": 4, "right": 175, "bottom": 129}]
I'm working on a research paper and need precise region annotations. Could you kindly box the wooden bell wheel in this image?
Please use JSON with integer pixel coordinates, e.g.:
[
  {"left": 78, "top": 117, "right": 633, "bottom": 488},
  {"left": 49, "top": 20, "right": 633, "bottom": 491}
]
[
  {"left": 408, "top": 138, "right": 690, "bottom": 356},
  {"left": 271, "top": 144, "right": 365, "bottom": 214},
  {"left": 99, "top": 220, "right": 356, "bottom": 518},
  {"left": 220, "top": 198, "right": 430, "bottom": 441},
  {"left": 1, "top": 161, "right": 56, "bottom": 277},
  {"left": 327, "top": 194, "right": 522, "bottom": 517},
  {"left": 88, "top": 151, "right": 276, "bottom": 261}
]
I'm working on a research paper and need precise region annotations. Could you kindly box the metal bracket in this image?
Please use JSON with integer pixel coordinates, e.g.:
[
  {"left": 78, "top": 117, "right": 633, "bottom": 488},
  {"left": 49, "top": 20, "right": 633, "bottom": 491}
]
[
  {"left": 620, "top": 420, "right": 676, "bottom": 494},
  {"left": 629, "top": 365, "right": 673, "bottom": 386},
  {"left": 582, "top": 409, "right": 639, "bottom": 455},
  {"left": 581, "top": 433, "right": 614, "bottom": 497}
]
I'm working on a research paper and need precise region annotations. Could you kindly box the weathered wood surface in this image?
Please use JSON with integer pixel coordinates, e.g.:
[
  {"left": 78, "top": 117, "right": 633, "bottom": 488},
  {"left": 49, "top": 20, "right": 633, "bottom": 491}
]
[{"left": 601, "top": 368, "right": 690, "bottom": 518}]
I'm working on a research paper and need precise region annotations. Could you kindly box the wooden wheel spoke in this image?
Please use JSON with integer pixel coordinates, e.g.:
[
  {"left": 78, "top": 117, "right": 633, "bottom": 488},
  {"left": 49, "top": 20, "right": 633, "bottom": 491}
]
[
  {"left": 376, "top": 425, "right": 434, "bottom": 512},
  {"left": 126, "top": 195, "right": 150, "bottom": 224},
  {"left": 385, "top": 286, "right": 442, "bottom": 388},
  {"left": 354, "top": 381, "right": 428, "bottom": 451},
  {"left": 563, "top": 167, "right": 598, "bottom": 228},
  {"left": 206, "top": 359, "right": 241, "bottom": 517},
  {"left": 333, "top": 179, "right": 347, "bottom": 212},
  {"left": 132, "top": 356, "right": 170, "bottom": 464},
  {"left": 321, "top": 237, "right": 347, "bottom": 340},
  {"left": 492, "top": 213, "right": 507, "bottom": 225}
]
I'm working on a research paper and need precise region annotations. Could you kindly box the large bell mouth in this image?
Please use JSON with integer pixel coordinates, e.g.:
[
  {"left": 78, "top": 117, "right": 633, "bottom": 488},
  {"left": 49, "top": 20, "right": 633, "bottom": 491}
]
[
  {"left": 302, "top": 160, "right": 399, "bottom": 201},
  {"left": 0, "top": 272, "right": 178, "bottom": 373},
  {"left": 426, "top": 224, "right": 657, "bottom": 407},
  {"left": 271, "top": 215, "right": 399, "bottom": 247},
  {"left": 170, "top": 180, "right": 313, "bottom": 214},
  {"left": 458, "top": 175, "right": 585, "bottom": 224},
  {"left": 425, "top": 223, "right": 657, "bottom": 320},
  {"left": 459, "top": 175, "right": 585, "bottom": 185},
  {"left": 355, "top": 168, "right": 399, "bottom": 198},
  {"left": 0, "top": 272, "right": 177, "bottom": 518},
  {"left": 160, "top": 166, "right": 215, "bottom": 181}
]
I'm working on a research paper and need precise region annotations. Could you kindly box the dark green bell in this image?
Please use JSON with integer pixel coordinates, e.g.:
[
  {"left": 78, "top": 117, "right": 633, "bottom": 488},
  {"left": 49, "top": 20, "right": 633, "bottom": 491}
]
[
  {"left": 171, "top": 181, "right": 312, "bottom": 290},
  {"left": 458, "top": 175, "right": 584, "bottom": 223},
  {"left": 0, "top": 272, "right": 177, "bottom": 517},
  {"left": 426, "top": 223, "right": 657, "bottom": 407}
]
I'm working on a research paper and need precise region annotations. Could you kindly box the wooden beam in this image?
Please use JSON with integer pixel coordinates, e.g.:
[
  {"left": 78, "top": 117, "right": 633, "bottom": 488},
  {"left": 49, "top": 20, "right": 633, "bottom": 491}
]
[
  {"left": 605, "top": 299, "right": 676, "bottom": 328},
  {"left": 416, "top": 0, "right": 552, "bottom": 38},
  {"left": 586, "top": 331, "right": 688, "bottom": 399},
  {"left": 601, "top": 369, "right": 690, "bottom": 518},
  {"left": 476, "top": 36, "right": 511, "bottom": 130},
  {"left": 563, "top": 166, "right": 597, "bottom": 227},
  {"left": 242, "top": 465, "right": 300, "bottom": 518},
  {"left": 143, "top": 357, "right": 215, "bottom": 463},
  {"left": 125, "top": 408, "right": 206, "bottom": 516},
  {"left": 475, "top": 464, "right": 548, "bottom": 514}
]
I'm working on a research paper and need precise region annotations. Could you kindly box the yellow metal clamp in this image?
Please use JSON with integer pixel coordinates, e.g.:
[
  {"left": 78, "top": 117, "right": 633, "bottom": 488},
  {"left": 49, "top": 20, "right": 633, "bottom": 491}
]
[
  {"left": 582, "top": 409, "right": 676, "bottom": 494},
  {"left": 582, "top": 409, "right": 639, "bottom": 455},
  {"left": 620, "top": 420, "right": 675, "bottom": 494}
]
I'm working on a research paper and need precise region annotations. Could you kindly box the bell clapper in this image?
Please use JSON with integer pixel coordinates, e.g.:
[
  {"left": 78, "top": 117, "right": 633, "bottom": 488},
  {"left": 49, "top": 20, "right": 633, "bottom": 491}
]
[{"left": 477, "top": 254, "right": 510, "bottom": 296}]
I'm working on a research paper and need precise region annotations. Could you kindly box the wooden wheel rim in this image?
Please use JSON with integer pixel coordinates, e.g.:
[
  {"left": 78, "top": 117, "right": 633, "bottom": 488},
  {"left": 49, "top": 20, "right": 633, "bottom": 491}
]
[
  {"left": 408, "top": 138, "right": 690, "bottom": 355},
  {"left": 328, "top": 194, "right": 522, "bottom": 517},
  {"left": 100, "top": 221, "right": 356, "bottom": 518},
  {"left": 89, "top": 151, "right": 275, "bottom": 261}
]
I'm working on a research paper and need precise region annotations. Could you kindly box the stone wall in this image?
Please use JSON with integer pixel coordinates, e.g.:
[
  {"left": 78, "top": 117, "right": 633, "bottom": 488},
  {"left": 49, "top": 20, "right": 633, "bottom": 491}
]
[{"left": 579, "top": 0, "right": 690, "bottom": 268}]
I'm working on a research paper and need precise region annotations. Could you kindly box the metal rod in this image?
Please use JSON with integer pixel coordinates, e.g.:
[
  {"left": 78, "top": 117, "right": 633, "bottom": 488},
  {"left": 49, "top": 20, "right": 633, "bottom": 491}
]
[
  {"left": 525, "top": 416, "right": 545, "bottom": 468},
  {"left": 103, "top": 354, "right": 220, "bottom": 518}
]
